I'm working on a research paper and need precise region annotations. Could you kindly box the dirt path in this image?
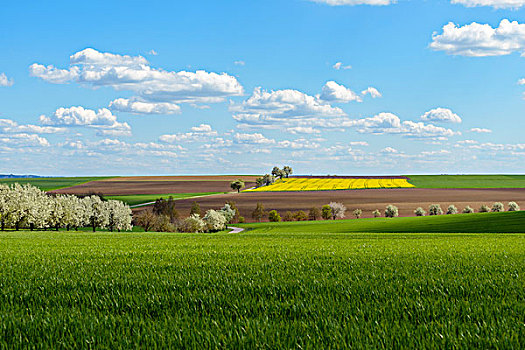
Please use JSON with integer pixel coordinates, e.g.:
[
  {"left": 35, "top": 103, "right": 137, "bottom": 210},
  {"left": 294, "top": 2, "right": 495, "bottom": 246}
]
[{"left": 228, "top": 227, "right": 245, "bottom": 233}]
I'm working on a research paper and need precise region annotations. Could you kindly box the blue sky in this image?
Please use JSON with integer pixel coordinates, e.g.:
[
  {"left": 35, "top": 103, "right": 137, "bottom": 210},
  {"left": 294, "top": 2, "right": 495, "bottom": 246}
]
[{"left": 0, "top": 0, "right": 524, "bottom": 176}]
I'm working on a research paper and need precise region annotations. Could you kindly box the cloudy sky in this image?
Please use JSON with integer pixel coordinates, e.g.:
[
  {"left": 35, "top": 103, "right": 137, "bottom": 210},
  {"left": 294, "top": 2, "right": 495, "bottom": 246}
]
[{"left": 1, "top": 0, "right": 524, "bottom": 176}]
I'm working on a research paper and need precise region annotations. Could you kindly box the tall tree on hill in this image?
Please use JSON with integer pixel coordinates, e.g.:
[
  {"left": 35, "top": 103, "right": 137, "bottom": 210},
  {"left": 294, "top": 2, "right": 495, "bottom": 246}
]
[
  {"left": 230, "top": 179, "right": 245, "bottom": 193},
  {"left": 190, "top": 201, "right": 201, "bottom": 216},
  {"left": 283, "top": 166, "right": 293, "bottom": 178},
  {"left": 271, "top": 167, "right": 281, "bottom": 178}
]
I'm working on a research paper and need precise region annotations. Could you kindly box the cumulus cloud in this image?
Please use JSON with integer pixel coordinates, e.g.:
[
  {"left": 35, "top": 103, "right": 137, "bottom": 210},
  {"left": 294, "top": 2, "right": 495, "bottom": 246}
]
[
  {"left": 30, "top": 48, "right": 244, "bottom": 112},
  {"left": 234, "top": 60, "right": 246, "bottom": 66},
  {"left": 286, "top": 126, "right": 321, "bottom": 134},
  {"left": 469, "top": 127, "right": 492, "bottom": 133},
  {"left": 0, "top": 133, "right": 49, "bottom": 147},
  {"left": 39, "top": 106, "right": 131, "bottom": 136},
  {"left": 319, "top": 81, "right": 362, "bottom": 103},
  {"left": 451, "top": 0, "right": 525, "bottom": 9},
  {"left": 333, "top": 62, "right": 352, "bottom": 70},
  {"left": 430, "top": 19, "right": 525, "bottom": 57},
  {"left": 421, "top": 108, "right": 462, "bottom": 123},
  {"left": 345, "top": 112, "right": 460, "bottom": 138},
  {"left": 0, "top": 73, "right": 14, "bottom": 87},
  {"left": 234, "top": 132, "right": 275, "bottom": 145},
  {"left": 361, "top": 87, "right": 382, "bottom": 98},
  {"left": 309, "top": 0, "right": 394, "bottom": 5},
  {"left": 381, "top": 147, "right": 399, "bottom": 154},
  {"left": 109, "top": 98, "right": 181, "bottom": 114},
  {"left": 0, "top": 118, "right": 66, "bottom": 134},
  {"left": 159, "top": 124, "right": 218, "bottom": 143}
]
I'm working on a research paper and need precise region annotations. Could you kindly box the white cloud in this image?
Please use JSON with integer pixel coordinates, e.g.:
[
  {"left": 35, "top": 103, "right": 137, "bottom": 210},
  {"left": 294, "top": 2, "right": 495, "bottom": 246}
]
[
  {"left": 469, "top": 127, "right": 492, "bottom": 133},
  {"left": 234, "top": 60, "right": 246, "bottom": 66},
  {"left": 319, "top": 81, "right": 362, "bottom": 103},
  {"left": 430, "top": 19, "right": 525, "bottom": 57},
  {"left": 309, "top": 0, "right": 394, "bottom": 5},
  {"left": 277, "top": 138, "right": 321, "bottom": 149},
  {"left": 39, "top": 106, "right": 131, "bottom": 136},
  {"left": 191, "top": 124, "right": 213, "bottom": 132},
  {"left": 148, "top": 50, "right": 158, "bottom": 56},
  {"left": 30, "top": 48, "right": 244, "bottom": 110},
  {"left": 518, "top": 78, "right": 525, "bottom": 84},
  {"left": 0, "top": 73, "right": 14, "bottom": 87},
  {"left": 234, "top": 132, "right": 275, "bottom": 145},
  {"left": 286, "top": 126, "right": 321, "bottom": 134},
  {"left": 109, "top": 98, "right": 181, "bottom": 114},
  {"left": 421, "top": 108, "right": 462, "bottom": 123},
  {"left": 349, "top": 141, "right": 369, "bottom": 146},
  {"left": 0, "top": 133, "right": 49, "bottom": 147},
  {"left": 333, "top": 62, "right": 352, "bottom": 70},
  {"left": 346, "top": 112, "right": 460, "bottom": 138},
  {"left": 381, "top": 147, "right": 399, "bottom": 153},
  {"left": 451, "top": 0, "right": 525, "bottom": 9},
  {"left": 0, "top": 118, "right": 66, "bottom": 134},
  {"left": 159, "top": 125, "right": 218, "bottom": 143},
  {"left": 361, "top": 87, "right": 382, "bottom": 98}
]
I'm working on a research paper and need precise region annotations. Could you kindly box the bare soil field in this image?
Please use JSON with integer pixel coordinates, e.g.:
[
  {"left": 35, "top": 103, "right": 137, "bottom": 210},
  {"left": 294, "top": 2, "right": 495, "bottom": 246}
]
[
  {"left": 168, "top": 188, "right": 525, "bottom": 222},
  {"left": 52, "top": 176, "right": 258, "bottom": 196}
]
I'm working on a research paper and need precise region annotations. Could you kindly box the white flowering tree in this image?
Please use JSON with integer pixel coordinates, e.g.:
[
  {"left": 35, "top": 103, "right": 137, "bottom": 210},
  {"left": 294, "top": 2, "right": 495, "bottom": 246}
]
[
  {"left": 203, "top": 209, "right": 227, "bottom": 232},
  {"left": 329, "top": 202, "right": 347, "bottom": 220},
  {"left": 107, "top": 200, "right": 133, "bottom": 232}
]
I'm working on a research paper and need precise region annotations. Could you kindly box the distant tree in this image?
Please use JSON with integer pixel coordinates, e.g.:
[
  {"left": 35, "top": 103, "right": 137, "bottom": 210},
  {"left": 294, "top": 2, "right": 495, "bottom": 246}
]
[
  {"left": 135, "top": 209, "right": 156, "bottom": 232},
  {"left": 107, "top": 200, "right": 132, "bottom": 232},
  {"left": 255, "top": 177, "right": 264, "bottom": 188},
  {"left": 230, "top": 179, "right": 245, "bottom": 193},
  {"left": 153, "top": 197, "right": 179, "bottom": 222},
  {"left": 283, "top": 211, "right": 295, "bottom": 222},
  {"left": 491, "top": 202, "right": 504, "bottom": 212},
  {"left": 190, "top": 201, "right": 201, "bottom": 216},
  {"left": 294, "top": 210, "right": 308, "bottom": 221},
  {"left": 152, "top": 214, "right": 176, "bottom": 233},
  {"left": 268, "top": 210, "right": 281, "bottom": 222},
  {"left": 353, "top": 209, "right": 362, "bottom": 219},
  {"left": 321, "top": 205, "right": 332, "bottom": 220},
  {"left": 179, "top": 214, "right": 206, "bottom": 233},
  {"left": 283, "top": 166, "right": 293, "bottom": 178},
  {"left": 251, "top": 202, "right": 266, "bottom": 222},
  {"left": 479, "top": 204, "right": 490, "bottom": 213},
  {"left": 429, "top": 204, "right": 443, "bottom": 216},
  {"left": 462, "top": 206, "right": 474, "bottom": 214},
  {"left": 329, "top": 202, "right": 346, "bottom": 220},
  {"left": 85, "top": 195, "right": 109, "bottom": 232},
  {"left": 309, "top": 207, "right": 321, "bottom": 221},
  {"left": 262, "top": 174, "right": 275, "bottom": 186},
  {"left": 446, "top": 204, "right": 458, "bottom": 215},
  {"left": 372, "top": 209, "right": 381, "bottom": 218},
  {"left": 414, "top": 207, "right": 426, "bottom": 217},
  {"left": 225, "top": 201, "right": 240, "bottom": 223},
  {"left": 220, "top": 204, "right": 236, "bottom": 224},
  {"left": 385, "top": 205, "right": 398, "bottom": 218},
  {"left": 271, "top": 167, "right": 282, "bottom": 178},
  {"left": 508, "top": 201, "right": 520, "bottom": 211}
]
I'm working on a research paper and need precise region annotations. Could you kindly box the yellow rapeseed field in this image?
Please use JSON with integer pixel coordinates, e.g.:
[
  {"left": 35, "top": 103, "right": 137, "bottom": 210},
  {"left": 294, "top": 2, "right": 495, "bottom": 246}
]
[{"left": 246, "top": 177, "right": 415, "bottom": 192}]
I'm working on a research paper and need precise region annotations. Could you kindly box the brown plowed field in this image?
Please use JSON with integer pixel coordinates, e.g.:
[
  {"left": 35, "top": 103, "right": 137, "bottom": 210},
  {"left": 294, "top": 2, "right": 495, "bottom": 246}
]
[
  {"left": 51, "top": 176, "right": 258, "bottom": 196},
  {"left": 167, "top": 188, "right": 525, "bottom": 222}
]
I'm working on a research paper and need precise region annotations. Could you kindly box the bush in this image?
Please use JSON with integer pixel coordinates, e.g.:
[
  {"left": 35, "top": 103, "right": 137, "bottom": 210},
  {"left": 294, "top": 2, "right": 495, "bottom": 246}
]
[
  {"left": 479, "top": 204, "right": 490, "bottom": 213},
  {"left": 353, "top": 209, "right": 362, "bottom": 219},
  {"left": 283, "top": 211, "right": 295, "bottom": 222},
  {"left": 309, "top": 207, "right": 321, "bottom": 221},
  {"left": 179, "top": 214, "right": 206, "bottom": 233},
  {"left": 321, "top": 205, "right": 332, "bottom": 220},
  {"left": 429, "top": 204, "right": 443, "bottom": 216},
  {"left": 372, "top": 209, "right": 381, "bottom": 218},
  {"left": 385, "top": 205, "right": 398, "bottom": 218},
  {"left": 508, "top": 202, "right": 520, "bottom": 211},
  {"left": 491, "top": 202, "right": 504, "bottom": 212},
  {"left": 251, "top": 202, "right": 266, "bottom": 222},
  {"left": 462, "top": 206, "right": 474, "bottom": 214},
  {"left": 294, "top": 211, "right": 308, "bottom": 221},
  {"left": 268, "top": 210, "right": 281, "bottom": 222},
  {"left": 203, "top": 210, "right": 227, "bottom": 232},
  {"left": 446, "top": 205, "right": 458, "bottom": 215},
  {"left": 238, "top": 216, "right": 245, "bottom": 224},
  {"left": 152, "top": 215, "right": 177, "bottom": 232},
  {"left": 134, "top": 209, "right": 156, "bottom": 232},
  {"left": 414, "top": 207, "right": 426, "bottom": 217}
]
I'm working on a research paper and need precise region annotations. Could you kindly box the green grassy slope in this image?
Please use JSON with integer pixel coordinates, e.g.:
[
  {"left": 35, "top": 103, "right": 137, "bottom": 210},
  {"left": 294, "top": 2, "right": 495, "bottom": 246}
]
[
  {"left": 407, "top": 174, "right": 525, "bottom": 188},
  {"left": 0, "top": 177, "right": 114, "bottom": 191},
  {"left": 0, "top": 230, "right": 523, "bottom": 348},
  {"left": 237, "top": 211, "right": 525, "bottom": 233},
  {"left": 106, "top": 192, "right": 224, "bottom": 206}
]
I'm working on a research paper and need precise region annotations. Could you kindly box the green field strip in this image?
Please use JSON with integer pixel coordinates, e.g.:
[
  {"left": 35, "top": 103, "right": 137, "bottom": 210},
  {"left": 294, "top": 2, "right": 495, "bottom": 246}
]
[
  {"left": 106, "top": 192, "right": 224, "bottom": 206},
  {"left": 406, "top": 175, "right": 525, "bottom": 188},
  {"left": 0, "top": 176, "right": 116, "bottom": 191},
  {"left": 237, "top": 211, "right": 525, "bottom": 234}
]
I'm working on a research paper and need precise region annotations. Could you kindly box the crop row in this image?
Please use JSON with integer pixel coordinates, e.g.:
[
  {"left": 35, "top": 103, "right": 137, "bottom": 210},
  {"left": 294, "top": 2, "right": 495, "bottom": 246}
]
[{"left": 247, "top": 177, "right": 415, "bottom": 192}]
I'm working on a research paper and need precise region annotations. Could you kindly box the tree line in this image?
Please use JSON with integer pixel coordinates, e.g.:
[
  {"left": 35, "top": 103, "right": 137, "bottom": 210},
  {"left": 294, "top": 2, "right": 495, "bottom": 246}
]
[{"left": 0, "top": 183, "right": 132, "bottom": 231}]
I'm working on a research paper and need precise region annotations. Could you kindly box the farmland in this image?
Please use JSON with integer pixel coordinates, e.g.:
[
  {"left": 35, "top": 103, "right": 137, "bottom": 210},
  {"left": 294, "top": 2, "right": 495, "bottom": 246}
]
[
  {"left": 1, "top": 215, "right": 524, "bottom": 348},
  {"left": 407, "top": 175, "right": 525, "bottom": 188},
  {"left": 106, "top": 192, "right": 224, "bottom": 206},
  {"left": 0, "top": 177, "right": 113, "bottom": 191},
  {"left": 246, "top": 176, "right": 414, "bottom": 192}
]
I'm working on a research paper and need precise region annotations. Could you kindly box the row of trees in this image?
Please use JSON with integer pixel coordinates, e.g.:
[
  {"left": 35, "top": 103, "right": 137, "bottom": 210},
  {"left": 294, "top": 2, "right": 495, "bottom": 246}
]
[
  {"left": 135, "top": 200, "right": 242, "bottom": 233},
  {"left": 0, "top": 183, "right": 132, "bottom": 231},
  {"left": 413, "top": 202, "right": 520, "bottom": 216},
  {"left": 255, "top": 166, "right": 293, "bottom": 188}
]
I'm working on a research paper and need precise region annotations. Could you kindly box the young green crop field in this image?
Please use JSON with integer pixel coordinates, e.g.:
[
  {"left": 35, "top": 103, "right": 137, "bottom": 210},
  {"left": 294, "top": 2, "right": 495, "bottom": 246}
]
[
  {"left": 0, "top": 177, "right": 114, "bottom": 191},
  {"left": 407, "top": 174, "right": 525, "bottom": 188},
  {"left": 106, "top": 192, "right": 224, "bottom": 206},
  {"left": 1, "top": 212, "right": 524, "bottom": 348},
  {"left": 238, "top": 211, "right": 525, "bottom": 234}
]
